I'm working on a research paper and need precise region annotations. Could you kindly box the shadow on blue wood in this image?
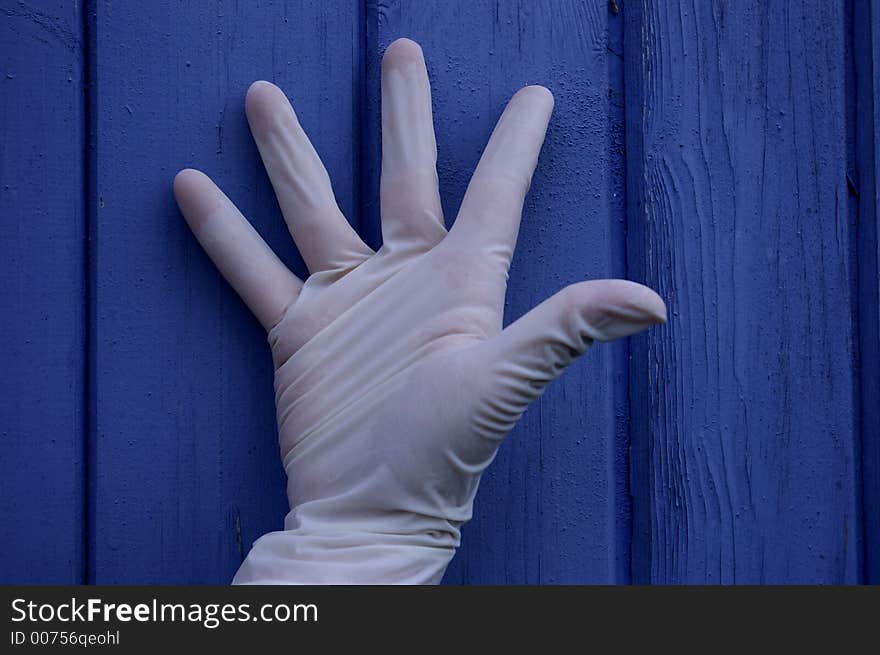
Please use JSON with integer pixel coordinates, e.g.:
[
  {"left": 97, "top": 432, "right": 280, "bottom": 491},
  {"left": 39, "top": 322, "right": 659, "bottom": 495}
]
[{"left": 854, "top": 0, "right": 880, "bottom": 584}]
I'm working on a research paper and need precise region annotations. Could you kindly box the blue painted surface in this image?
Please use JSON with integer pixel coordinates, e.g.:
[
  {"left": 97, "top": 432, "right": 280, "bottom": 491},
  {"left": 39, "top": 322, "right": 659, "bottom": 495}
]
[
  {"left": 1, "top": 0, "right": 877, "bottom": 583},
  {"left": 625, "top": 0, "right": 864, "bottom": 582},
  {"left": 0, "top": 1, "right": 85, "bottom": 583},
  {"left": 855, "top": 0, "right": 880, "bottom": 584}
]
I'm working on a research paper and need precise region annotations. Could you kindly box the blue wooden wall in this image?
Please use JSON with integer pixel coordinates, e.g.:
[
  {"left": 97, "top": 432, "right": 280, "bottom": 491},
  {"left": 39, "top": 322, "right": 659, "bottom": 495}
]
[
  {"left": 1, "top": 0, "right": 877, "bottom": 584},
  {"left": 1, "top": 0, "right": 85, "bottom": 584},
  {"left": 625, "top": 0, "right": 865, "bottom": 583}
]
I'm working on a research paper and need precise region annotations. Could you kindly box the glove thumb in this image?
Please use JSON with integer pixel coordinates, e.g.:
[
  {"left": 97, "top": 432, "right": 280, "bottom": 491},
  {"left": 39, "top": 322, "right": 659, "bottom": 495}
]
[{"left": 475, "top": 280, "right": 666, "bottom": 435}]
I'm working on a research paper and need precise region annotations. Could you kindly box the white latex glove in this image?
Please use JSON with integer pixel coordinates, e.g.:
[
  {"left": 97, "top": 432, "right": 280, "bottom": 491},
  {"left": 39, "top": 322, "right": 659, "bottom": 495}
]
[{"left": 173, "top": 38, "right": 666, "bottom": 584}]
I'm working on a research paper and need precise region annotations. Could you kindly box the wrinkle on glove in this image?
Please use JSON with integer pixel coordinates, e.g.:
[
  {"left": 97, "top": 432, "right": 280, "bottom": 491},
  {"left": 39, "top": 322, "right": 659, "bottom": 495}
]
[{"left": 174, "top": 38, "right": 666, "bottom": 585}]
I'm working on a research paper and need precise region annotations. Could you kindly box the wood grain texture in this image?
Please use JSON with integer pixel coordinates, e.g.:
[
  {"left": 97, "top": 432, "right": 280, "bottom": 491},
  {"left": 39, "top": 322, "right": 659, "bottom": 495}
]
[
  {"left": 0, "top": 1, "right": 85, "bottom": 583},
  {"left": 4, "top": 0, "right": 871, "bottom": 585},
  {"left": 625, "top": 0, "right": 862, "bottom": 583},
  {"left": 363, "top": 0, "right": 632, "bottom": 583},
  {"left": 855, "top": 0, "right": 880, "bottom": 584},
  {"left": 90, "top": 0, "right": 361, "bottom": 582}
]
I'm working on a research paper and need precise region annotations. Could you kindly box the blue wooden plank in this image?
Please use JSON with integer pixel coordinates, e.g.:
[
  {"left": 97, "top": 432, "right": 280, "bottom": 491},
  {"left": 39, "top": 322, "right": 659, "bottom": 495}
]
[
  {"left": 625, "top": 0, "right": 862, "bottom": 583},
  {"left": 0, "top": 1, "right": 85, "bottom": 583},
  {"left": 364, "top": 0, "right": 631, "bottom": 583},
  {"left": 855, "top": 0, "right": 880, "bottom": 584},
  {"left": 90, "top": 0, "right": 362, "bottom": 582}
]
